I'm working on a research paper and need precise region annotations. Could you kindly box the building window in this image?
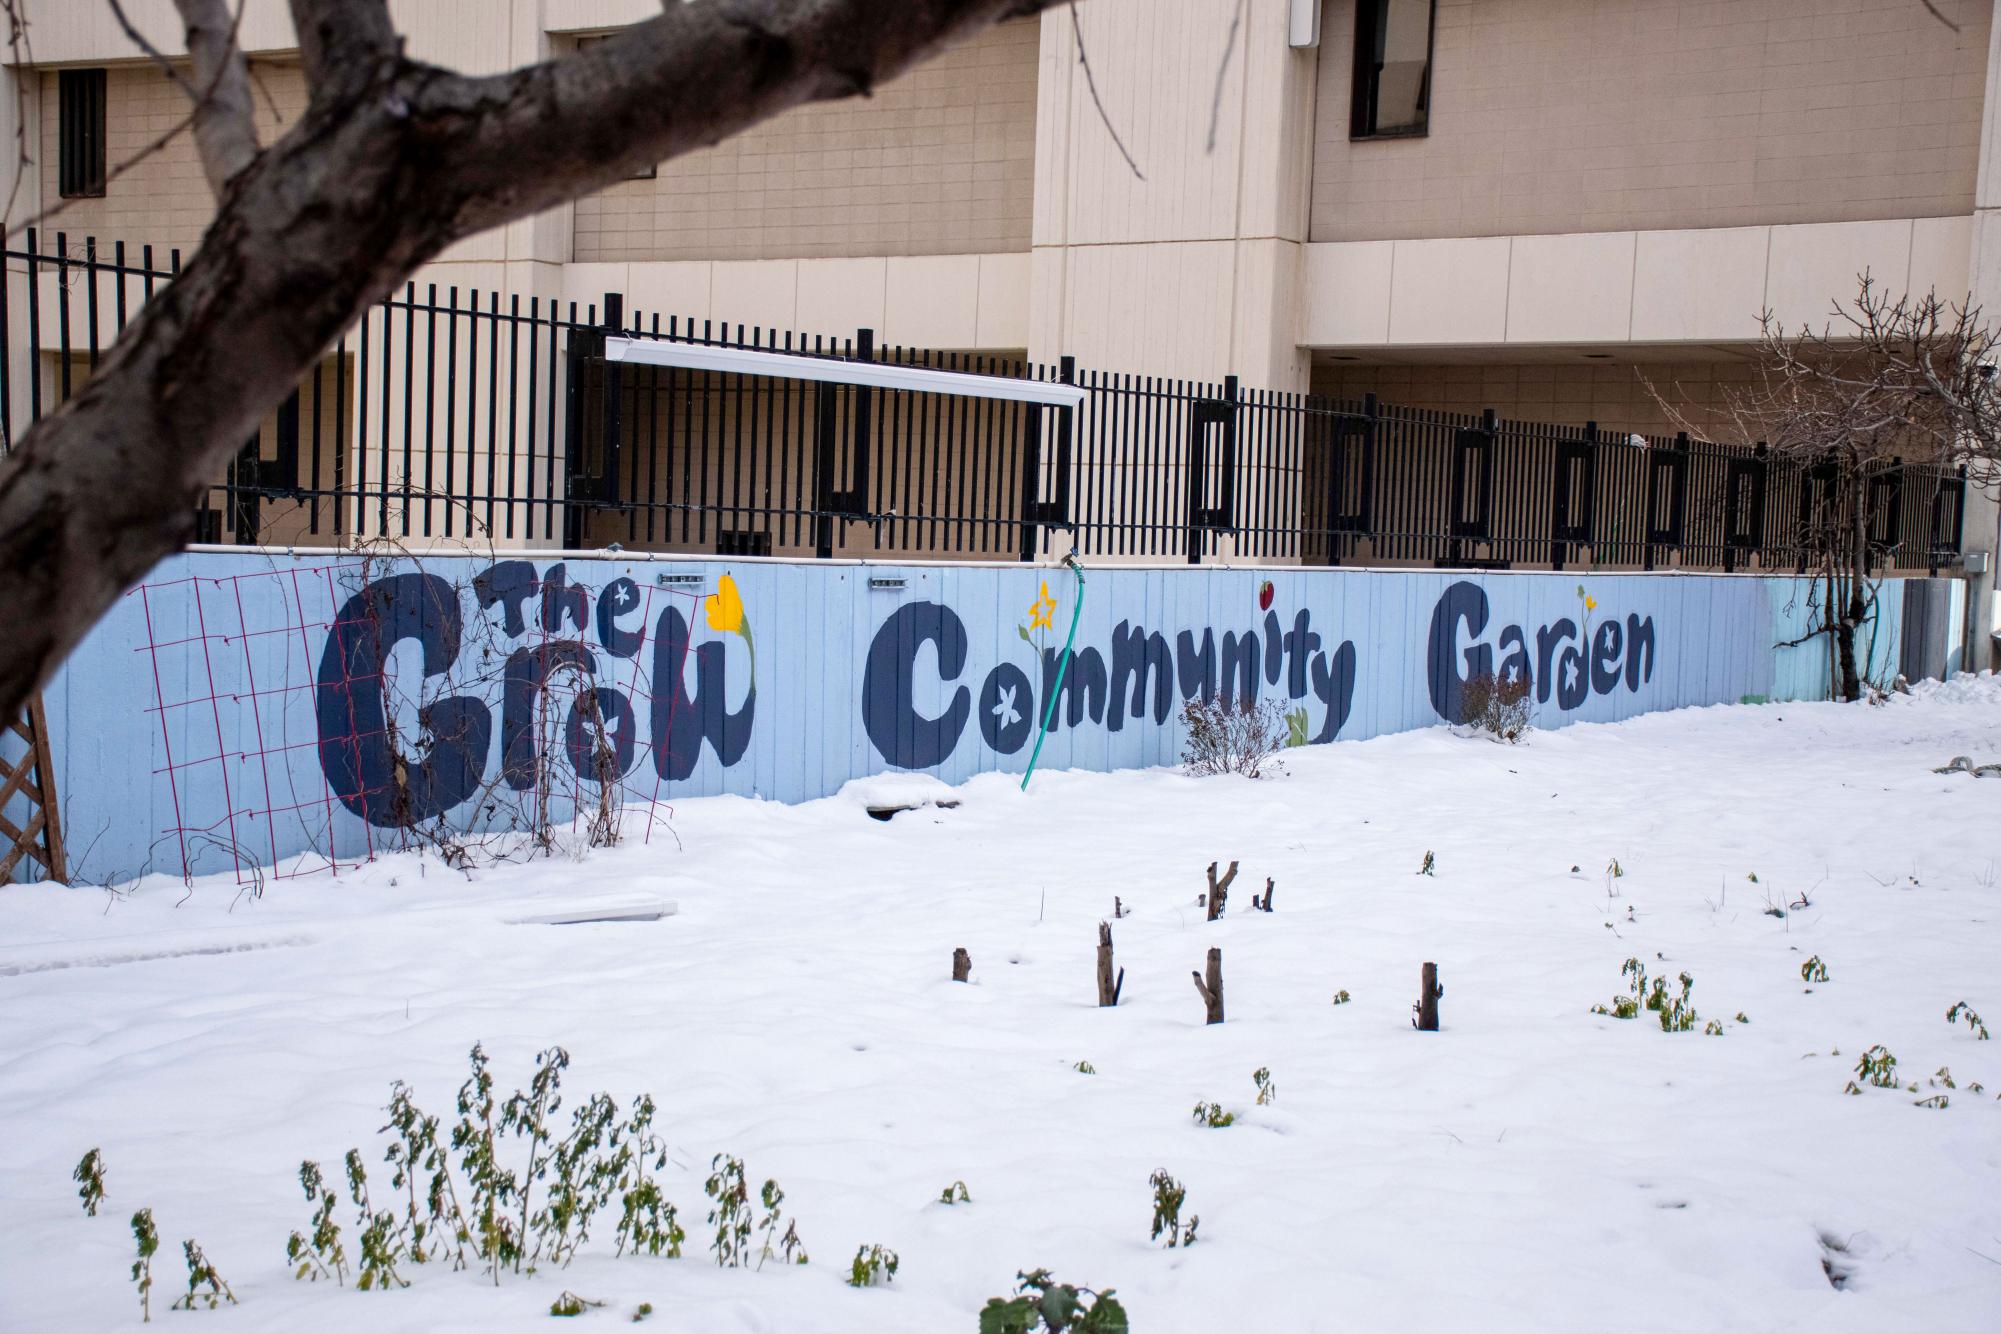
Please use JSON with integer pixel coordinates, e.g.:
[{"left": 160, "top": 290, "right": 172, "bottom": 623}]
[
  {"left": 58, "top": 68, "right": 108, "bottom": 198},
  {"left": 1350, "top": 0, "right": 1434, "bottom": 139}
]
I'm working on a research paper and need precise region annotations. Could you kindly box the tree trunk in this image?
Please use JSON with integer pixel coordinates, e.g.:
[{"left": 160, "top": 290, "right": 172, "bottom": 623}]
[
  {"left": 1095, "top": 922, "right": 1119, "bottom": 1007},
  {"left": 1204, "top": 860, "right": 1238, "bottom": 922},
  {"left": 1190, "top": 947, "right": 1224, "bottom": 1024},
  {"left": 951, "top": 948, "right": 970, "bottom": 983},
  {"left": 0, "top": 0, "right": 1054, "bottom": 721},
  {"left": 1415, "top": 962, "right": 1440, "bottom": 1031},
  {"left": 1827, "top": 470, "right": 1870, "bottom": 703}
]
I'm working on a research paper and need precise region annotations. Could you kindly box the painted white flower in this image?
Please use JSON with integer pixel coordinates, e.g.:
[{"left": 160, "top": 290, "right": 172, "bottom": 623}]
[{"left": 991, "top": 683, "right": 1022, "bottom": 731}]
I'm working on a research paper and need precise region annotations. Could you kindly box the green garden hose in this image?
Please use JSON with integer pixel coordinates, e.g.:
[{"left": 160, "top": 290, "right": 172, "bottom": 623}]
[{"left": 1020, "top": 555, "right": 1086, "bottom": 792}]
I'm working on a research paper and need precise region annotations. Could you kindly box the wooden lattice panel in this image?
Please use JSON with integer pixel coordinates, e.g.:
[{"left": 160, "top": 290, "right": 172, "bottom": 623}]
[{"left": 0, "top": 696, "right": 66, "bottom": 883}]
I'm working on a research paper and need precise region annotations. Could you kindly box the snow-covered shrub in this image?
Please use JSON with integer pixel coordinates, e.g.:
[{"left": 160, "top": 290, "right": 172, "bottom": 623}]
[
  {"left": 1592, "top": 959, "right": 1706, "bottom": 1032},
  {"left": 168, "top": 1239, "right": 237, "bottom": 1312},
  {"left": 1179, "top": 696, "right": 1287, "bottom": 778},
  {"left": 1253, "top": 1068, "right": 1276, "bottom": 1106},
  {"left": 613, "top": 1096, "right": 682, "bottom": 1259},
  {"left": 980, "top": 1269, "right": 1128, "bottom": 1333},
  {"left": 1947, "top": 1001, "right": 1989, "bottom": 1040},
  {"left": 1845, "top": 1045, "right": 1899, "bottom": 1093},
  {"left": 704, "top": 1156, "right": 751, "bottom": 1267},
  {"left": 1801, "top": 955, "right": 1829, "bottom": 984},
  {"left": 755, "top": 1178, "right": 807, "bottom": 1268},
  {"left": 129, "top": 1208, "right": 158, "bottom": 1322},
  {"left": 73, "top": 1148, "right": 105, "bottom": 1217},
  {"left": 452, "top": 1044, "right": 522, "bottom": 1281},
  {"left": 939, "top": 1180, "right": 972, "bottom": 1206},
  {"left": 287, "top": 1160, "right": 348, "bottom": 1284},
  {"left": 847, "top": 1243, "right": 899, "bottom": 1288},
  {"left": 548, "top": 1290, "right": 602, "bottom": 1316},
  {"left": 1148, "top": 1170, "right": 1198, "bottom": 1248},
  {"left": 1457, "top": 670, "right": 1532, "bottom": 743},
  {"left": 1190, "top": 1101, "right": 1234, "bottom": 1128},
  {"left": 382, "top": 1080, "right": 455, "bottom": 1268},
  {"left": 345, "top": 1149, "right": 411, "bottom": 1291}
]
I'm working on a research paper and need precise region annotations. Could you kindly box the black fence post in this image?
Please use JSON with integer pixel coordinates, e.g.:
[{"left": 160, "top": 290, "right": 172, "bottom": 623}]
[
  {"left": 1055, "top": 354, "right": 1076, "bottom": 540},
  {"left": 843, "top": 327, "right": 874, "bottom": 524},
  {"left": 1550, "top": 421, "right": 1598, "bottom": 570},
  {"left": 1184, "top": 374, "right": 1240, "bottom": 565},
  {"left": 1643, "top": 432, "right": 1689, "bottom": 571},
  {"left": 812, "top": 378, "right": 839, "bottom": 559}
]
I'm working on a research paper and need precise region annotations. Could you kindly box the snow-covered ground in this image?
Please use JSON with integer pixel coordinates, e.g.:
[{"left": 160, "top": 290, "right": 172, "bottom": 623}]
[{"left": 5, "top": 681, "right": 2001, "bottom": 1332}]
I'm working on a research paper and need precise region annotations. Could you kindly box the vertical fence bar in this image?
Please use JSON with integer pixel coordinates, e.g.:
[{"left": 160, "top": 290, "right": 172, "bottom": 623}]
[{"left": 24, "top": 230, "right": 41, "bottom": 425}]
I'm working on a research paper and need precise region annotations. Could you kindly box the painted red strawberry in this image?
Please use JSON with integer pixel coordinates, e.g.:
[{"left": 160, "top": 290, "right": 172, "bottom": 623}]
[{"left": 1258, "top": 580, "right": 1274, "bottom": 611}]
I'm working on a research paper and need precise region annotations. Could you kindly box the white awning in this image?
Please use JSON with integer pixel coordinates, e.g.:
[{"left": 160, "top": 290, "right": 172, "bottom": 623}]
[{"left": 603, "top": 336, "right": 1085, "bottom": 409}]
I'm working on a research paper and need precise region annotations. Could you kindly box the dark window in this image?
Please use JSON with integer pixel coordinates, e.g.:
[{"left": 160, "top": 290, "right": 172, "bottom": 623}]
[
  {"left": 717, "top": 529, "right": 773, "bottom": 557},
  {"left": 58, "top": 68, "right": 108, "bottom": 198},
  {"left": 1350, "top": 0, "right": 1435, "bottom": 139}
]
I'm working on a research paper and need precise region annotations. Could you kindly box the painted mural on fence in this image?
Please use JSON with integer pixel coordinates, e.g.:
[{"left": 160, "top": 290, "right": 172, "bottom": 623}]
[{"left": 18, "top": 552, "right": 1943, "bottom": 885}]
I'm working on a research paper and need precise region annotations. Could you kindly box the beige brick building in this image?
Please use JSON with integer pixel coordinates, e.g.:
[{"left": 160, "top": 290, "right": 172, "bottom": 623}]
[{"left": 2, "top": 0, "right": 1996, "bottom": 629}]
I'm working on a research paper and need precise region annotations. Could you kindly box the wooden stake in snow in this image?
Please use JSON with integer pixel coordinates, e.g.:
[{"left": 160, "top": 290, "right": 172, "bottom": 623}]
[
  {"left": 952, "top": 948, "right": 971, "bottom": 983},
  {"left": 1096, "top": 921, "right": 1124, "bottom": 1007},
  {"left": 1415, "top": 962, "right": 1441, "bottom": 1031},
  {"left": 1191, "top": 947, "right": 1225, "bottom": 1024},
  {"left": 1204, "top": 861, "right": 1239, "bottom": 922}
]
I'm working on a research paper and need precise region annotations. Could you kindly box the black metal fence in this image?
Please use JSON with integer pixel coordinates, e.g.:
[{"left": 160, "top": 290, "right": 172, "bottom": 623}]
[{"left": 0, "top": 230, "right": 1968, "bottom": 574}]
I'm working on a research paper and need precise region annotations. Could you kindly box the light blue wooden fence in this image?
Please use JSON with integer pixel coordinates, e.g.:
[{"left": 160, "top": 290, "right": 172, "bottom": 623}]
[{"left": 10, "top": 551, "right": 1962, "bottom": 885}]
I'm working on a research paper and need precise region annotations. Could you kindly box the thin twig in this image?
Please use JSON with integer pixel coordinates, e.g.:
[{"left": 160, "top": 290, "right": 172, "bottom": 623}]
[
  {"left": 8, "top": 0, "right": 255, "bottom": 237},
  {"left": 0, "top": 0, "right": 39, "bottom": 231},
  {"left": 105, "top": 0, "right": 201, "bottom": 103},
  {"left": 1205, "top": 0, "right": 1245, "bottom": 154},
  {"left": 1068, "top": 1, "right": 1143, "bottom": 180}
]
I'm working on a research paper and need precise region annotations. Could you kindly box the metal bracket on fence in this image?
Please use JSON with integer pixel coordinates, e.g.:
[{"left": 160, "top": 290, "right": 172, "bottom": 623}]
[{"left": 1186, "top": 375, "right": 1240, "bottom": 563}]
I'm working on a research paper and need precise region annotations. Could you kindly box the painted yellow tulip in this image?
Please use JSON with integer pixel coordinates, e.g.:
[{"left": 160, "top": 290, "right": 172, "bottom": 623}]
[{"left": 706, "top": 573, "right": 746, "bottom": 634}]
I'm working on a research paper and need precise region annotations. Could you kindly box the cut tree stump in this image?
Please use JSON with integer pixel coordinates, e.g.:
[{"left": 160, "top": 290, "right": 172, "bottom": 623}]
[
  {"left": 1095, "top": 921, "right": 1123, "bottom": 1007},
  {"left": 1415, "top": 962, "right": 1441, "bottom": 1031},
  {"left": 951, "top": 947, "right": 971, "bottom": 982},
  {"left": 1251, "top": 877, "right": 1275, "bottom": 911},
  {"left": 1190, "top": 947, "right": 1225, "bottom": 1024},
  {"left": 1204, "top": 860, "right": 1239, "bottom": 922}
]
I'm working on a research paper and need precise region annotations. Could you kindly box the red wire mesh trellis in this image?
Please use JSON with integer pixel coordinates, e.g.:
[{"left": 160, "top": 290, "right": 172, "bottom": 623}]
[{"left": 132, "top": 557, "right": 701, "bottom": 887}]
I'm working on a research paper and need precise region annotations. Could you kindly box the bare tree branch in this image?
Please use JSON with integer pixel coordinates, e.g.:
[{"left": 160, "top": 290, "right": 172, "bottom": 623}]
[
  {"left": 429, "top": 1, "right": 1074, "bottom": 238},
  {"left": 8, "top": 100, "right": 201, "bottom": 238},
  {"left": 0, "top": 0, "right": 39, "bottom": 229},
  {"left": 171, "top": 0, "right": 259, "bottom": 192},
  {"left": 1920, "top": 0, "right": 1961, "bottom": 32},
  {"left": 105, "top": 0, "right": 202, "bottom": 104},
  {"left": 5, "top": 0, "right": 257, "bottom": 235},
  {"left": 0, "top": 0, "right": 1060, "bottom": 719},
  {"left": 1647, "top": 272, "right": 2001, "bottom": 700},
  {"left": 1205, "top": 0, "right": 1244, "bottom": 154},
  {"left": 288, "top": 0, "right": 399, "bottom": 101},
  {"left": 1069, "top": 1, "right": 1143, "bottom": 180}
]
